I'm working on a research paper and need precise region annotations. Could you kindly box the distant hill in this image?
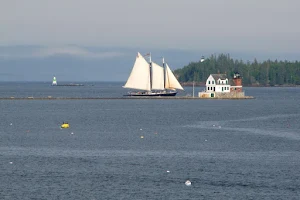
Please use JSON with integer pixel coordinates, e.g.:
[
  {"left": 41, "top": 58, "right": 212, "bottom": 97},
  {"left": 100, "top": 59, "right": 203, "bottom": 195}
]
[
  {"left": 0, "top": 45, "right": 204, "bottom": 82},
  {"left": 1, "top": 45, "right": 300, "bottom": 83},
  {"left": 174, "top": 54, "right": 300, "bottom": 86}
]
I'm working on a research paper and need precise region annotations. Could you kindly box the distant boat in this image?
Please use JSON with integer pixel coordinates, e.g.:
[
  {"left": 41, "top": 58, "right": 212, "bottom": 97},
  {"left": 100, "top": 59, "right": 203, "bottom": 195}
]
[
  {"left": 51, "top": 76, "right": 84, "bottom": 86},
  {"left": 185, "top": 180, "right": 192, "bottom": 186},
  {"left": 123, "top": 52, "right": 184, "bottom": 96}
]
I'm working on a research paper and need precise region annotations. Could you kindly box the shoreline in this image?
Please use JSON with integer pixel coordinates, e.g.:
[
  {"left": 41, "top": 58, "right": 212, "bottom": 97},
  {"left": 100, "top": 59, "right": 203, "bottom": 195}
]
[{"left": 182, "top": 83, "right": 300, "bottom": 87}]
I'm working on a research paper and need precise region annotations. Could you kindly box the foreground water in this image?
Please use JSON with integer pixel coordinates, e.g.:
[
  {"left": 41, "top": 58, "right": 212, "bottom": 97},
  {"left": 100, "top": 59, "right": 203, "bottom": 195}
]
[{"left": 0, "top": 82, "right": 300, "bottom": 199}]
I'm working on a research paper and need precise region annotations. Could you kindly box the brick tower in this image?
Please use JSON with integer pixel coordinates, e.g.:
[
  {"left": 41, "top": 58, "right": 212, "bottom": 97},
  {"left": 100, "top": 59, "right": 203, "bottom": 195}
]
[{"left": 231, "top": 73, "right": 243, "bottom": 92}]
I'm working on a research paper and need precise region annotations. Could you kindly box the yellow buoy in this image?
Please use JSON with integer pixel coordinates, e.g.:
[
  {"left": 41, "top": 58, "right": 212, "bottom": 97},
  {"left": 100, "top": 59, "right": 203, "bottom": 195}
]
[{"left": 61, "top": 122, "right": 70, "bottom": 129}]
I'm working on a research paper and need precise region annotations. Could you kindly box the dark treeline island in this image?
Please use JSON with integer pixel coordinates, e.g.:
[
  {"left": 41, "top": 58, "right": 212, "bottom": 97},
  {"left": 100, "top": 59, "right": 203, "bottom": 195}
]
[{"left": 174, "top": 54, "right": 300, "bottom": 86}]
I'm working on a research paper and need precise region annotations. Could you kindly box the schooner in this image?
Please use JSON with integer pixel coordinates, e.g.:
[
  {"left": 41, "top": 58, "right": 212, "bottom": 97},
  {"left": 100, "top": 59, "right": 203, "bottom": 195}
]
[{"left": 123, "top": 52, "right": 184, "bottom": 96}]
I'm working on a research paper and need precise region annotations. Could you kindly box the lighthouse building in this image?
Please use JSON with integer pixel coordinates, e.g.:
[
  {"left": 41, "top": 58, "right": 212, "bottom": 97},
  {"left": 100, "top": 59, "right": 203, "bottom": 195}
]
[{"left": 199, "top": 73, "right": 245, "bottom": 98}]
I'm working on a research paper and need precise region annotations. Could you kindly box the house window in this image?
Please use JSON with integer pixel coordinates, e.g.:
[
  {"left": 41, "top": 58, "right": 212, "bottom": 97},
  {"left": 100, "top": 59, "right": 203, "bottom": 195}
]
[
  {"left": 227, "top": 87, "right": 229, "bottom": 90},
  {"left": 214, "top": 87, "right": 215, "bottom": 91},
  {"left": 212, "top": 81, "right": 214, "bottom": 84},
  {"left": 207, "top": 87, "right": 209, "bottom": 91},
  {"left": 226, "top": 80, "right": 228, "bottom": 84},
  {"left": 208, "top": 81, "right": 210, "bottom": 84},
  {"left": 211, "top": 87, "right": 213, "bottom": 90}
]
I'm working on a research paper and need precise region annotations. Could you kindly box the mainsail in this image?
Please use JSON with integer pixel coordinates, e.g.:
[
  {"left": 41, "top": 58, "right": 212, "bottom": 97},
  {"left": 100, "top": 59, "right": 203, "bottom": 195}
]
[
  {"left": 164, "top": 63, "right": 184, "bottom": 90},
  {"left": 123, "top": 52, "right": 151, "bottom": 91},
  {"left": 151, "top": 62, "right": 165, "bottom": 90}
]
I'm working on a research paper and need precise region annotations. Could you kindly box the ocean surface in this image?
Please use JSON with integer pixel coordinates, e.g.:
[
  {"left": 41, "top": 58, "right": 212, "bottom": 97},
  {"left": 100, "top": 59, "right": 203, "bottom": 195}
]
[{"left": 0, "top": 82, "right": 300, "bottom": 199}]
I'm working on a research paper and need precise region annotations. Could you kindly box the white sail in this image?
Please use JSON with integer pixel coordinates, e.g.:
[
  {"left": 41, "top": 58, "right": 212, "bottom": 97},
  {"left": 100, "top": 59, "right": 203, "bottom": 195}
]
[
  {"left": 123, "top": 52, "right": 151, "bottom": 91},
  {"left": 164, "top": 63, "right": 184, "bottom": 90},
  {"left": 151, "top": 62, "right": 165, "bottom": 90}
]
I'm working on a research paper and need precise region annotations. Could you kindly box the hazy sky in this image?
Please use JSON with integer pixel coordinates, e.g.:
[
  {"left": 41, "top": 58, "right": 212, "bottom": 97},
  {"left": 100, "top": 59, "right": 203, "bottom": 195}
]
[
  {"left": 1, "top": 0, "right": 300, "bottom": 82},
  {"left": 1, "top": 0, "right": 300, "bottom": 53}
]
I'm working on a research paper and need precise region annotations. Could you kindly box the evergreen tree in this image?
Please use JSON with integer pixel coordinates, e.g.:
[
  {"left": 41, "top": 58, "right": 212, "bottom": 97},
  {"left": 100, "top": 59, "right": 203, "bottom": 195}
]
[{"left": 174, "top": 54, "right": 300, "bottom": 86}]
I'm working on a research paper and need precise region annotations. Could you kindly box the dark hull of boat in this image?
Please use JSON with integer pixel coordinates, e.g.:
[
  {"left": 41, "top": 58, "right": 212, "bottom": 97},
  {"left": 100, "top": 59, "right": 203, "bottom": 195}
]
[{"left": 124, "top": 92, "right": 177, "bottom": 97}]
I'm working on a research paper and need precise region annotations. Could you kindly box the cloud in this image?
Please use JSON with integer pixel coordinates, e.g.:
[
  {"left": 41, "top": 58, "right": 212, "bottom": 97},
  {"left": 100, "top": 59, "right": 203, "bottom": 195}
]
[
  {"left": 0, "top": 46, "right": 125, "bottom": 59},
  {"left": 33, "top": 46, "right": 125, "bottom": 58}
]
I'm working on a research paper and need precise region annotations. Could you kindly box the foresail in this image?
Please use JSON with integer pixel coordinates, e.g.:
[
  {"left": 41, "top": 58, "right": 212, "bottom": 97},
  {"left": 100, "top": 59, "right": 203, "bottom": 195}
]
[
  {"left": 151, "top": 62, "right": 165, "bottom": 90},
  {"left": 165, "top": 63, "right": 184, "bottom": 90},
  {"left": 123, "top": 52, "right": 151, "bottom": 91}
]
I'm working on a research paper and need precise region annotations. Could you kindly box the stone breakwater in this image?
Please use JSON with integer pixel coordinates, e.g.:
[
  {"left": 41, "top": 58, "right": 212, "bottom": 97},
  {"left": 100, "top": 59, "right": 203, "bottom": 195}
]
[
  {"left": 198, "top": 91, "right": 254, "bottom": 99},
  {"left": 0, "top": 96, "right": 254, "bottom": 100}
]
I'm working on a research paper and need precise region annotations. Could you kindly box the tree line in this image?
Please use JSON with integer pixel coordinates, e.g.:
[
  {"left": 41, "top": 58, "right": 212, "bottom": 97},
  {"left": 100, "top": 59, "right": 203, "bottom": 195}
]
[{"left": 174, "top": 54, "right": 300, "bottom": 86}]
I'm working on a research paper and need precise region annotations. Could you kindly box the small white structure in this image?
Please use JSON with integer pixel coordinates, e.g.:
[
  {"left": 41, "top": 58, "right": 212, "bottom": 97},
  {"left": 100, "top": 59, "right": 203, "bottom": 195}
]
[
  {"left": 52, "top": 76, "right": 57, "bottom": 86},
  {"left": 185, "top": 180, "right": 192, "bottom": 186},
  {"left": 200, "top": 56, "right": 205, "bottom": 62}
]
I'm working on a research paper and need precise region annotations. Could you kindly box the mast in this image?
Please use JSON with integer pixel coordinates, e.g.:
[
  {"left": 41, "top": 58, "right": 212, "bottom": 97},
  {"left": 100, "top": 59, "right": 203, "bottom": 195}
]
[
  {"left": 149, "top": 52, "right": 152, "bottom": 91},
  {"left": 162, "top": 57, "right": 166, "bottom": 89}
]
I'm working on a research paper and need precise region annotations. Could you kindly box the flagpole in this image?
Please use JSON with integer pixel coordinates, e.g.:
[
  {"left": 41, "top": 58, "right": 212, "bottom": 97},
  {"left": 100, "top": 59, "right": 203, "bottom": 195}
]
[
  {"left": 193, "top": 81, "right": 195, "bottom": 98},
  {"left": 193, "top": 72, "right": 195, "bottom": 98}
]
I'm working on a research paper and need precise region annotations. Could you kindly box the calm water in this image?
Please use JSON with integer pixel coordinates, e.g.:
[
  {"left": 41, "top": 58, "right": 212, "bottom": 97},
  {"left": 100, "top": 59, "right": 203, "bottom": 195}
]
[{"left": 0, "top": 82, "right": 300, "bottom": 199}]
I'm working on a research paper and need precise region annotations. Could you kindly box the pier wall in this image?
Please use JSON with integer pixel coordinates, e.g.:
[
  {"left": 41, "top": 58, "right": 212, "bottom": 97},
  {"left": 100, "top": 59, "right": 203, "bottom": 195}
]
[{"left": 198, "top": 91, "right": 252, "bottom": 99}]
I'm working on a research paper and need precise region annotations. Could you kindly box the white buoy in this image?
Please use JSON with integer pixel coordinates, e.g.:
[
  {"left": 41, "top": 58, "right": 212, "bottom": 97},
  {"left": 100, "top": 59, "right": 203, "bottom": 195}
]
[
  {"left": 167, "top": 170, "right": 170, "bottom": 173},
  {"left": 140, "top": 136, "right": 144, "bottom": 139},
  {"left": 71, "top": 132, "right": 74, "bottom": 135},
  {"left": 140, "top": 128, "right": 142, "bottom": 131},
  {"left": 10, "top": 123, "right": 12, "bottom": 126},
  {"left": 9, "top": 161, "right": 13, "bottom": 164},
  {"left": 185, "top": 180, "right": 192, "bottom": 186}
]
